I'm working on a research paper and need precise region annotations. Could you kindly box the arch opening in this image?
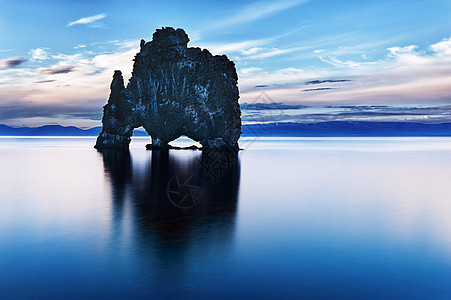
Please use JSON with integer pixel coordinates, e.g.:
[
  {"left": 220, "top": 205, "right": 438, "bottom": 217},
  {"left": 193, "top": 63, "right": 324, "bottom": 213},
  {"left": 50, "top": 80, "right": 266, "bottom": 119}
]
[
  {"left": 168, "top": 135, "right": 202, "bottom": 149},
  {"left": 130, "top": 126, "right": 151, "bottom": 148}
]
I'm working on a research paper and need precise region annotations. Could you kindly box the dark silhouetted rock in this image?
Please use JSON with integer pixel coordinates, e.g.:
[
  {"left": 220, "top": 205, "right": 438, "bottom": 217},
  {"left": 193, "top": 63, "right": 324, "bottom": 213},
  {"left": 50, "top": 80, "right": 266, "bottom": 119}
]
[{"left": 95, "top": 27, "right": 241, "bottom": 150}]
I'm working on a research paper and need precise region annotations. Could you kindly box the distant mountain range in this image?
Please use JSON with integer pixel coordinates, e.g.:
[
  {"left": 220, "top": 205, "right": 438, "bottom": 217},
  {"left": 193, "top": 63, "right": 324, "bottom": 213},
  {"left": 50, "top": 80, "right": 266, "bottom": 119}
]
[
  {"left": 1, "top": 122, "right": 451, "bottom": 137},
  {"left": 241, "top": 122, "right": 451, "bottom": 137},
  {"left": 0, "top": 124, "right": 101, "bottom": 136}
]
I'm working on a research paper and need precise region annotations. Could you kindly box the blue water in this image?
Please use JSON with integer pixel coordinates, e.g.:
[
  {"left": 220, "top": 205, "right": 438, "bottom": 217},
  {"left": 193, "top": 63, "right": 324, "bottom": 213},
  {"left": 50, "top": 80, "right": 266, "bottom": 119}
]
[{"left": 1, "top": 137, "right": 451, "bottom": 299}]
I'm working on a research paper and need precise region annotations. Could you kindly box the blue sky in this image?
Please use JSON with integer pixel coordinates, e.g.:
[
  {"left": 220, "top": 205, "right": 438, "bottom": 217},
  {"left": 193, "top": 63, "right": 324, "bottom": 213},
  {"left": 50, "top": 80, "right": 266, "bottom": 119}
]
[{"left": 0, "top": 0, "right": 450, "bottom": 127}]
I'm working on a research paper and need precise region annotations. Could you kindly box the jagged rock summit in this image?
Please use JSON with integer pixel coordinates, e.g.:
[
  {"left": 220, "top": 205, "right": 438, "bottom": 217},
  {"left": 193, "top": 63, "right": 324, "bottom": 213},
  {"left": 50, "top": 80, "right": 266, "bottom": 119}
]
[{"left": 95, "top": 27, "right": 241, "bottom": 150}]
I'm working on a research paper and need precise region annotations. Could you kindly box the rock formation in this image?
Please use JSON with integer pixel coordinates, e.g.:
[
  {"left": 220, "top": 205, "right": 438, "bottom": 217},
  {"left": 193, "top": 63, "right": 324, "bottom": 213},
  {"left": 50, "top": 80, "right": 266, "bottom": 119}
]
[{"left": 95, "top": 27, "right": 241, "bottom": 150}]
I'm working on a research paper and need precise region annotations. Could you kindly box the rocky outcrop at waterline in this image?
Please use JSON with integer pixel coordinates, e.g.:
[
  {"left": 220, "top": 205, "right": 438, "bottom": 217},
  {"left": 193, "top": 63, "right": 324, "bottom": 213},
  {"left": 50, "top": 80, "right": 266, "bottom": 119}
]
[{"left": 95, "top": 27, "right": 241, "bottom": 150}]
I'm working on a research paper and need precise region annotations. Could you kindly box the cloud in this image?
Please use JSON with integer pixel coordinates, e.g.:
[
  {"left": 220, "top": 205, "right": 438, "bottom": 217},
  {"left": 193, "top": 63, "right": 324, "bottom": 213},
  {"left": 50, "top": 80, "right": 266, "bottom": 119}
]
[
  {"left": 387, "top": 45, "right": 419, "bottom": 57},
  {"left": 2, "top": 33, "right": 451, "bottom": 127},
  {"left": 305, "top": 79, "right": 351, "bottom": 85},
  {"left": 303, "top": 87, "right": 336, "bottom": 92},
  {"left": 241, "top": 47, "right": 264, "bottom": 55},
  {"left": 243, "top": 47, "right": 302, "bottom": 59},
  {"left": 240, "top": 105, "right": 451, "bottom": 124},
  {"left": 195, "top": 38, "right": 272, "bottom": 55},
  {"left": 0, "top": 40, "right": 139, "bottom": 127},
  {"left": 35, "top": 80, "right": 56, "bottom": 83},
  {"left": 239, "top": 36, "right": 451, "bottom": 105},
  {"left": 241, "top": 102, "right": 307, "bottom": 110},
  {"left": 0, "top": 98, "right": 104, "bottom": 125},
  {"left": 195, "top": 29, "right": 312, "bottom": 58},
  {"left": 238, "top": 66, "right": 333, "bottom": 93},
  {"left": 211, "top": 0, "right": 309, "bottom": 29},
  {"left": 325, "top": 105, "right": 390, "bottom": 110},
  {"left": 0, "top": 57, "right": 26, "bottom": 68},
  {"left": 239, "top": 67, "right": 264, "bottom": 75},
  {"left": 243, "top": 31, "right": 374, "bottom": 62},
  {"left": 431, "top": 37, "right": 451, "bottom": 55},
  {"left": 254, "top": 84, "right": 284, "bottom": 88},
  {"left": 30, "top": 48, "right": 49, "bottom": 60},
  {"left": 41, "top": 66, "right": 75, "bottom": 75},
  {"left": 318, "top": 56, "right": 368, "bottom": 68},
  {"left": 67, "top": 13, "right": 106, "bottom": 27}
]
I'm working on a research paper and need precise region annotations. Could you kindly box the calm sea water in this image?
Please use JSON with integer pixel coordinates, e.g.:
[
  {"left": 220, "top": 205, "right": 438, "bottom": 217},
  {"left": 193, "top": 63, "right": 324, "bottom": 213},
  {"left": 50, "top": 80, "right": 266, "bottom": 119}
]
[{"left": 1, "top": 137, "right": 451, "bottom": 299}]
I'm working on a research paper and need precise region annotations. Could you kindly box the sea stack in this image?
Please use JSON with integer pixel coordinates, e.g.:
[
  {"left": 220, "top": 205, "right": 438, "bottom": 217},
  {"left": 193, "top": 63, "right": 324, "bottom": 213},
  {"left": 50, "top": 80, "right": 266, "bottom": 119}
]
[{"left": 95, "top": 27, "right": 241, "bottom": 150}]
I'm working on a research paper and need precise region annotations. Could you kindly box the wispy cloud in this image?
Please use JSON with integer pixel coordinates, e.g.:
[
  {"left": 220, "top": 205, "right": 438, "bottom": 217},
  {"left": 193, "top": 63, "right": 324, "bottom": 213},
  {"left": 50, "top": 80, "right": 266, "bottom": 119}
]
[
  {"left": 211, "top": 0, "right": 309, "bottom": 29},
  {"left": 194, "top": 38, "right": 272, "bottom": 55},
  {"left": 318, "top": 56, "right": 369, "bottom": 68},
  {"left": 194, "top": 29, "right": 311, "bottom": 58},
  {"left": 35, "top": 80, "right": 56, "bottom": 84},
  {"left": 217, "top": 32, "right": 359, "bottom": 63},
  {"left": 241, "top": 47, "right": 264, "bottom": 55},
  {"left": 242, "top": 46, "right": 307, "bottom": 60},
  {"left": 241, "top": 102, "right": 307, "bottom": 110},
  {"left": 194, "top": 25, "right": 314, "bottom": 58},
  {"left": 67, "top": 13, "right": 106, "bottom": 27},
  {"left": 303, "top": 87, "right": 336, "bottom": 92},
  {"left": 0, "top": 57, "right": 27, "bottom": 68},
  {"left": 239, "top": 37, "right": 451, "bottom": 105},
  {"left": 241, "top": 104, "right": 451, "bottom": 124},
  {"left": 41, "top": 66, "right": 75, "bottom": 75},
  {"left": 305, "top": 79, "right": 351, "bottom": 85}
]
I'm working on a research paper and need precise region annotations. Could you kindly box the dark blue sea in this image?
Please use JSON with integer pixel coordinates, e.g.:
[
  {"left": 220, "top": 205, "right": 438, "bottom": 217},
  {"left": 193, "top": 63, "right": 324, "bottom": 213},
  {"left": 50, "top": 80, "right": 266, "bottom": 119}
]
[{"left": 1, "top": 137, "right": 451, "bottom": 299}]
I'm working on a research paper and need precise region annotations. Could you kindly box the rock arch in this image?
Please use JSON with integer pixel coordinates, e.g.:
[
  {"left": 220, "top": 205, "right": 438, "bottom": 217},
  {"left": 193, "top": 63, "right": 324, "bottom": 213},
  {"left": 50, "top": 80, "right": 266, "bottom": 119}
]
[{"left": 95, "top": 27, "right": 241, "bottom": 150}]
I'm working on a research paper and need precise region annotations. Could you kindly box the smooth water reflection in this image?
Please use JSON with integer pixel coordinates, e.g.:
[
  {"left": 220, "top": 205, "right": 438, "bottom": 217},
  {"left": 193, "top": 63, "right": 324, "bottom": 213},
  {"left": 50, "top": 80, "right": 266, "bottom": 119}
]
[
  {"left": 1, "top": 137, "right": 451, "bottom": 298},
  {"left": 100, "top": 148, "right": 241, "bottom": 298}
]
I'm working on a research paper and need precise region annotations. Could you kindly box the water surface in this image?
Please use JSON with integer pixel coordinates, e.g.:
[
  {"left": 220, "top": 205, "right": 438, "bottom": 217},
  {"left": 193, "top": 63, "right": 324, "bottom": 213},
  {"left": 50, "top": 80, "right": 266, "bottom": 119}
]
[{"left": 1, "top": 137, "right": 451, "bottom": 299}]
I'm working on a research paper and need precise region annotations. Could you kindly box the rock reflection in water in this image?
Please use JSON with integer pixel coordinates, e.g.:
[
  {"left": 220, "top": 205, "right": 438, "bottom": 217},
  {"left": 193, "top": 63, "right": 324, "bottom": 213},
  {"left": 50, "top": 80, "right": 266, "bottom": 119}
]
[{"left": 100, "top": 148, "right": 240, "bottom": 293}]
